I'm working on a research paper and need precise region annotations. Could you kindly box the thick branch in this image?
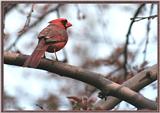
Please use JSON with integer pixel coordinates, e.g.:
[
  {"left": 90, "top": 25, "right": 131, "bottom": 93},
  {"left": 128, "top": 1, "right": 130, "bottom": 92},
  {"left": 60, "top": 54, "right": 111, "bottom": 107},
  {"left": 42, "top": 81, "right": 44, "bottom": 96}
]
[
  {"left": 95, "top": 64, "right": 157, "bottom": 110},
  {"left": 4, "top": 52, "right": 157, "bottom": 110}
]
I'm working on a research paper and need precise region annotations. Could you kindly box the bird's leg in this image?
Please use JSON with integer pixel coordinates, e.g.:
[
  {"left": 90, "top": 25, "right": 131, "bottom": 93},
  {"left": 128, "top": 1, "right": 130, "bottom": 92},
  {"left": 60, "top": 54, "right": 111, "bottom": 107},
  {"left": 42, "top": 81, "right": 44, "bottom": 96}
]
[
  {"left": 43, "top": 52, "right": 46, "bottom": 59},
  {"left": 54, "top": 49, "right": 58, "bottom": 61}
]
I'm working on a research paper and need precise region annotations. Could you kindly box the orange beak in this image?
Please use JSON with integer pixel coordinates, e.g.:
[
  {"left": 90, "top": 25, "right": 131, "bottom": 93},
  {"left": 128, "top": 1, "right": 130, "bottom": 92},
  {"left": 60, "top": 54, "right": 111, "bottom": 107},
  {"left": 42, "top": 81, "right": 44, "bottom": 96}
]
[{"left": 66, "top": 22, "right": 72, "bottom": 28}]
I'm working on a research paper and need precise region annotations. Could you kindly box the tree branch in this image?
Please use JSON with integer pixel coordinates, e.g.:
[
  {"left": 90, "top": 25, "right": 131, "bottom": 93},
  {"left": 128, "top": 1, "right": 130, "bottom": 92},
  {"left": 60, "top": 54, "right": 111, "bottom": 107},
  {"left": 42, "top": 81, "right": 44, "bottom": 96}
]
[
  {"left": 4, "top": 51, "right": 157, "bottom": 110},
  {"left": 5, "top": 4, "right": 63, "bottom": 51},
  {"left": 95, "top": 64, "right": 157, "bottom": 110},
  {"left": 130, "top": 15, "right": 157, "bottom": 22},
  {"left": 2, "top": 2, "right": 17, "bottom": 18},
  {"left": 143, "top": 4, "right": 154, "bottom": 62},
  {"left": 123, "top": 3, "right": 145, "bottom": 79}
]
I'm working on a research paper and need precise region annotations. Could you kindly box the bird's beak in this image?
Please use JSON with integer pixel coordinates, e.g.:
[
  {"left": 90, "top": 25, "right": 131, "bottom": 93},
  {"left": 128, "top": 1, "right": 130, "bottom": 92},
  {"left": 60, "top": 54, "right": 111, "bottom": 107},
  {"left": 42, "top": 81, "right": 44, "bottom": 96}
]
[
  {"left": 66, "top": 22, "right": 72, "bottom": 28},
  {"left": 48, "top": 20, "right": 53, "bottom": 23}
]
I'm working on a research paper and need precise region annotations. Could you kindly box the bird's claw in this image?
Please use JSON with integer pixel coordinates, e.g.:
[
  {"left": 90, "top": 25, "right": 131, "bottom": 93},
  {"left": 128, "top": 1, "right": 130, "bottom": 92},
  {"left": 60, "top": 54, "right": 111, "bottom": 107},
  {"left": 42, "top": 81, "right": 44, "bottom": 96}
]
[{"left": 98, "top": 91, "right": 109, "bottom": 101}]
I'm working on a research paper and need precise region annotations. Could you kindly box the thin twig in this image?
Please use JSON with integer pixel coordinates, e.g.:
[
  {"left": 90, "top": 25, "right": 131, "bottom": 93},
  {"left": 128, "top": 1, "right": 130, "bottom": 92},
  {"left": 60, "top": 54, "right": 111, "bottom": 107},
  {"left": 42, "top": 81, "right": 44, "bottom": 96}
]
[
  {"left": 143, "top": 4, "right": 154, "bottom": 62},
  {"left": 35, "top": 104, "right": 44, "bottom": 110},
  {"left": 123, "top": 3, "right": 145, "bottom": 80},
  {"left": 6, "top": 4, "right": 35, "bottom": 51},
  {"left": 18, "top": 4, "right": 35, "bottom": 34},
  {"left": 130, "top": 15, "right": 157, "bottom": 22},
  {"left": 6, "top": 4, "right": 63, "bottom": 51},
  {"left": 3, "top": 2, "right": 17, "bottom": 18},
  {"left": 56, "top": 6, "right": 60, "bottom": 18}
]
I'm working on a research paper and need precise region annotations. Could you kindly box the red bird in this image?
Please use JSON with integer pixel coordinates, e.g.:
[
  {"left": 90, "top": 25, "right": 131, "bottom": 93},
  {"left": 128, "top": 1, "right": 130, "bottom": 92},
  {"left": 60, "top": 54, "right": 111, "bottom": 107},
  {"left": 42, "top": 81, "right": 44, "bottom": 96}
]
[{"left": 23, "top": 18, "right": 72, "bottom": 68}]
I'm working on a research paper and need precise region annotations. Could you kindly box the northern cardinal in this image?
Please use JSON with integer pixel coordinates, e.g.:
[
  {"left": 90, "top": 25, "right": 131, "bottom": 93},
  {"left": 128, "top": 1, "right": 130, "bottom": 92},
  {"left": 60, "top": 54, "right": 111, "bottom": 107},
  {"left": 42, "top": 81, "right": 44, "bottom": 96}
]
[{"left": 23, "top": 18, "right": 72, "bottom": 68}]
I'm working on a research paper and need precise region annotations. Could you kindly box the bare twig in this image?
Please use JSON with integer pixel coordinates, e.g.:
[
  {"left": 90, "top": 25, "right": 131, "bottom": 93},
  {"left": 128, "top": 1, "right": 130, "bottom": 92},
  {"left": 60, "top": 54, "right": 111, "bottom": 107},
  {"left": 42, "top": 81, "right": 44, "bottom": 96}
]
[
  {"left": 5, "top": 4, "right": 63, "bottom": 51},
  {"left": 35, "top": 104, "right": 44, "bottom": 110},
  {"left": 4, "top": 51, "right": 157, "bottom": 110},
  {"left": 6, "top": 4, "right": 35, "bottom": 51},
  {"left": 124, "top": 3, "right": 145, "bottom": 80},
  {"left": 18, "top": 4, "right": 35, "bottom": 34},
  {"left": 143, "top": 4, "right": 154, "bottom": 62},
  {"left": 2, "top": 2, "right": 17, "bottom": 43},
  {"left": 56, "top": 6, "right": 60, "bottom": 18},
  {"left": 2, "top": 2, "right": 17, "bottom": 18},
  {"left": 130, "top": 15, "right": 157, "bottom": 22},
  {"left": 76, "top": 4, "right": 85, "bottom": 20}
]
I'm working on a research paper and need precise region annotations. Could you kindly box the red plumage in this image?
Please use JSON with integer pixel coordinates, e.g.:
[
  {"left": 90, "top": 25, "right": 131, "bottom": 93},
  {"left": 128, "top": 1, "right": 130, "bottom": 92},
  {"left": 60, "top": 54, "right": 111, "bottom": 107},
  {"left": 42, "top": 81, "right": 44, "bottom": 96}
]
[{"left": 23, "top": 18, "right": 72, "bottom": 68}]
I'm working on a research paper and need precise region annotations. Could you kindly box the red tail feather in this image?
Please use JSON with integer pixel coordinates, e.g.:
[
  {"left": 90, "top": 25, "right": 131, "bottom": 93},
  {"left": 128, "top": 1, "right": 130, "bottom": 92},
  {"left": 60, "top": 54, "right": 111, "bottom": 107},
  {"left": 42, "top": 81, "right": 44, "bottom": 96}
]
[{"left": 23, "top": 39, "right": 48, "bottom": 68}]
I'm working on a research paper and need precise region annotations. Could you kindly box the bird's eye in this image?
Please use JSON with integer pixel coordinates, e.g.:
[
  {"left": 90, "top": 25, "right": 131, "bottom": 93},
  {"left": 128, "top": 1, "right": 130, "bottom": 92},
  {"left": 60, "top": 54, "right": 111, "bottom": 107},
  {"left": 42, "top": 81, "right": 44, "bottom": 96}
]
[{"left": 61, "top": 20, "right": 67, "bottom": 26}]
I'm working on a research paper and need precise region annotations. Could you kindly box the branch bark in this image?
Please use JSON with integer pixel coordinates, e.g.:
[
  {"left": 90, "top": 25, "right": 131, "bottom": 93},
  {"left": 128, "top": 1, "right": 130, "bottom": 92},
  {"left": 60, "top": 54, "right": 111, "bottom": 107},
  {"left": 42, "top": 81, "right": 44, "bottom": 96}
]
[
  {"left": 95, "top": 64, "right": 157, "bottom": 110},
  {"left": 3, "top": 51, "right": 157, "bottom": 110}
]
